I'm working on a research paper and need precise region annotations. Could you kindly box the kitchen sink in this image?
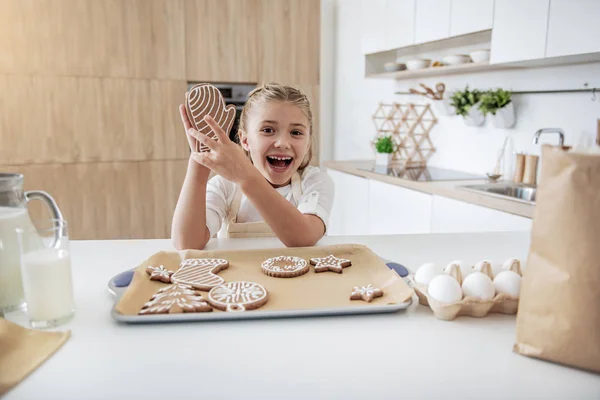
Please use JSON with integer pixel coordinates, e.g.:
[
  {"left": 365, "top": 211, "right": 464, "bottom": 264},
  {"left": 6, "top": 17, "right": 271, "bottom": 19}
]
[{"left": 458, "top": 183, "right": 537, "bottom": 204}]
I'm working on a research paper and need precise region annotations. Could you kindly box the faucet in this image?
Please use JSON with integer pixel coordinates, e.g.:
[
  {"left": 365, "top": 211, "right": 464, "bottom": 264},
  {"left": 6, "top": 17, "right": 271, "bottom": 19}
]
[{"left": 533, "top": 128, "right": 565, "bottom": 146}]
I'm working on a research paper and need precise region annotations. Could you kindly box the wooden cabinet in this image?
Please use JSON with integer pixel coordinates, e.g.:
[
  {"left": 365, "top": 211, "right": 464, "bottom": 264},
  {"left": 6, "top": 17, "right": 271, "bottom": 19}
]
[
  {"left": 257, "top": 0, "right": 320, "bottom": 84},
  {"left": 2, "top": 160, "right": 188, "bottom": 240},
  {"left": 449, "top": 0, "right": 494, "bottom": 36},
  {"left": 431, "top": 196, "right": 532, "bottom": 233},
  {"left": 490, "top": 0, "right": 550, "bottom": 64},
  {"left": 326, "top": 170, "right": 369, "bottom": 235},
  {"left": 546, "top": 0, "right": 600, "bottom": 58},
  {"left": 0, "top": 75, "right": 189, "bottom": 165},
  {"left": 414, "top": 0, "right": 451, "bottom": 44},
  {"left": 368, "top": 180, "right": 432, "bottom": 234},
  {"left": 0, "top": 0, "right": 186, "bottom": 79},
  {"left": 185, "top": 0, "right": 259, "bottom": 82}
]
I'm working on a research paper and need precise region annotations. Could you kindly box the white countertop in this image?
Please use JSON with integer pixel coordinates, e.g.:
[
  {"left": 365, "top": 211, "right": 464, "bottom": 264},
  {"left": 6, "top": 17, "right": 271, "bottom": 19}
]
[{"left": 5, "top": 233, "right": 600, "bottom": 399}]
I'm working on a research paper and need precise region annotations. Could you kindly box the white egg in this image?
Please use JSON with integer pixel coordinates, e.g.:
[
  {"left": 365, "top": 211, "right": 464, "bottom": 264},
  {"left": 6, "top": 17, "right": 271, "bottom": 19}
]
[
  {"left": 445, "top": 260, "right": 473, "bottom": 280},
  {"left": 493, "top": 270, "right": 522, "bottom": 298},
  {"left": 414, "top": 263, "right": 442, "bottom": 285},
  {"left": 427, "top": 275, "right": 463, "bottom": 304},
  {"left": 461, "top": 272, "right": 495, "bottom": 300}
]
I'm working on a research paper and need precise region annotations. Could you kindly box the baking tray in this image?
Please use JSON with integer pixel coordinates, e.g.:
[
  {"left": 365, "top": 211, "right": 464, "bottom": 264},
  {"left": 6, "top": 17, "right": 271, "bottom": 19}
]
[{"left": 108, "top": 245, "right": 414, "bottom": 324}]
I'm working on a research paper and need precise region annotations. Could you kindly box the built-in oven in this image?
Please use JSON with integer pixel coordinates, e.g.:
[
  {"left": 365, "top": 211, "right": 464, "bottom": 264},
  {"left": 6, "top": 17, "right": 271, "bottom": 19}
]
[{"left": 186, "top": 82, "right": 256, "bottom": 144}]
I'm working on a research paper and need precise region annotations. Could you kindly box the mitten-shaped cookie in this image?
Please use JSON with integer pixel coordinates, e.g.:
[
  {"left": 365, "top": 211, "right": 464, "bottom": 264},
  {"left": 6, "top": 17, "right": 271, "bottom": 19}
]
[{"left": 185, "top": 83, "right": 236, "bottom": 152}]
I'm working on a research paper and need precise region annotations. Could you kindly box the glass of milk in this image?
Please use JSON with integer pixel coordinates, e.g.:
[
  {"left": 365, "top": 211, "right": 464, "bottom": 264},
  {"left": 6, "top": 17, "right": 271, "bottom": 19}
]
[{"left": 16, "top": 219, "right": 75, "bottom": 329}]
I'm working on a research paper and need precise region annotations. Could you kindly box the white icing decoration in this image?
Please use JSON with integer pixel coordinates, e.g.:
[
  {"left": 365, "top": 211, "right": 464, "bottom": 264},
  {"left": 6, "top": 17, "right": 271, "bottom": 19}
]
[
  {"left": 261, "top": 256, "right": 307, "bottom": 274},
  {"left": 149, "top": 265, "right": 172, "bottom": 279},
  {"left": 310, "top": 255, "right": 351, "bottom": 272},
  {"left": 141, "top": 284, "right": 210, "bottom": 314},
  {"left": 209, "top": 282, "right": 267, "bottom": 310},
  {"left": 352, "top": 284, "right": 379, "bottom": 296},
  {"left": 171, "top": 258, "right": 229, "bottom": 289}
]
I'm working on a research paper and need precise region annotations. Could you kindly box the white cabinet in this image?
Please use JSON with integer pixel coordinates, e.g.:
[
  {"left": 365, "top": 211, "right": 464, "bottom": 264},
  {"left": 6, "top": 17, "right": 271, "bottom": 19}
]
[
  {"left": 490, "top": 0, "right": 550, "bottom": 64},
  {"left": 385, "top": 0, "right": 416, "bottom": 50},
  {"left": 326, "top": 170, "right": 370, "bottom": 236},
  {"left": 368, "top": 180, "right": 432, "bottom": 235},
  {"left": 362, "top": 0, "right": 415, "bottom": 54},
  {"left": 546, "top": 0, "right": 600, "bottom": 58},
  {"left": 431, "top": 196, "right": 532, "bottom": 233},
  {"left": 414, "top": 0, "right": 451, "bottom": 44},
  {"left": 449, "top": 0, "right": 494, "bottom": 37},
  {"left": 361, "top": 0, "right": 387, "bottom": 54}
]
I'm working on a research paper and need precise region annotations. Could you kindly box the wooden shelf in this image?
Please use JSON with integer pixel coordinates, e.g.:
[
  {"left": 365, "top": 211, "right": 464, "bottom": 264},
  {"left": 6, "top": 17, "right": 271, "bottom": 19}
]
[{"left": 366, "top": 61, "right": 519, "bottom": 80}]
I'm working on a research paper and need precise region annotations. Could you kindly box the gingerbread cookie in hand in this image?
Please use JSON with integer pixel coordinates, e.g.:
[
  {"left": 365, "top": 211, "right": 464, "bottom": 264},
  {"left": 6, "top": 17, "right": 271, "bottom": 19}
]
[{"left": 185, "top": 83, "right": 236, "bottom": 153}]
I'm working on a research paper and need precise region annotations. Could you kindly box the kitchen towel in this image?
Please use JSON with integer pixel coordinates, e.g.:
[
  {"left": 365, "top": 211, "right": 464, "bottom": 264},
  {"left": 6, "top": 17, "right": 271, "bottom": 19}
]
[
  {"left": 0, "top": 319, "right": 70, "bottom": 395},
  {"left": 514, "top": 145, "right": 600, "bottom": 373}
]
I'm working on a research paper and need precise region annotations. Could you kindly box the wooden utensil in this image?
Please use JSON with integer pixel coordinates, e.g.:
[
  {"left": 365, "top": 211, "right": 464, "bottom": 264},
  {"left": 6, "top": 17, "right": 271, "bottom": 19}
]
[{"left": 435, "top": 83, "right": 446, "bottom": 100}]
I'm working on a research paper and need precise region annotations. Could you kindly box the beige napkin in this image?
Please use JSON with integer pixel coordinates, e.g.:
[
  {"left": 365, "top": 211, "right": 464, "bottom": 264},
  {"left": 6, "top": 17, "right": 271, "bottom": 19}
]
[{"left": 0, "top": 319, "right": 70, "bottom": 395}]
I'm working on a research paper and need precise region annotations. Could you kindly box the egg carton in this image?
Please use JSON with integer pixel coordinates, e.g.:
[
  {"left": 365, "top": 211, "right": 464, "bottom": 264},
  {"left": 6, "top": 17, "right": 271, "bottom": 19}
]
[{"left": 413, "top": 259, "right": 522, "bottom": 321}]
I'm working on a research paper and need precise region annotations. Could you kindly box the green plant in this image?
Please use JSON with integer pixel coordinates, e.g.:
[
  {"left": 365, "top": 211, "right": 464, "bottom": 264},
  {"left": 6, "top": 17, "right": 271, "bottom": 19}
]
[
  {"left": 375, "top": 136, "right": 394, "bottom": 154},
  {"left": 450, "top": 86, "right": 483, "bottom": 117},
  {"left": 478, "top": 88, "right": 512, "bottom": 116}
]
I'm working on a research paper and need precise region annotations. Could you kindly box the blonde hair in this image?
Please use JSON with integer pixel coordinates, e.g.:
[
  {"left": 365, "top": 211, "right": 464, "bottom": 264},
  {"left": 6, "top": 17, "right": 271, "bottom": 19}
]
[{"left": 237, "top": 83, "right": 313, "bottom": 170}]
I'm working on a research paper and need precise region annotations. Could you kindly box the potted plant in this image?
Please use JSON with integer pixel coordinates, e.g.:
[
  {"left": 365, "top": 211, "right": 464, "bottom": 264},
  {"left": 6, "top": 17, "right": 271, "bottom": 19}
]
[
  {"left": 450, "top": 86, "right": 484, "bottom": 126},
  {"left": 374, "top": 136, "right": 394, "bottom": 166},
  {"left": 479, "top": 88, "right": 515, "bottom": 129}
]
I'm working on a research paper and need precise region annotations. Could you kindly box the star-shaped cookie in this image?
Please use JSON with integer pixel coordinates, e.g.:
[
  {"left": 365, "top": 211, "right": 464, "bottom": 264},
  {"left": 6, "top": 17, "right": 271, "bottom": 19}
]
[
  {"left": 309, "top": 255, "right": 352, "bottom": 273},
  {"left": 145, "top": 265, "right": 173, "bottom": 283},
  {"left": 350, "top": 284, "right": 384, "bottom": 303}
]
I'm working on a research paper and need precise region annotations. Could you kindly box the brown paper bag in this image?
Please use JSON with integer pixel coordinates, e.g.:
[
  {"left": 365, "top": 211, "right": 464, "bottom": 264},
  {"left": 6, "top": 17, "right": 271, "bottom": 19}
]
[
  {"left": 514, "top": 145, "right": 600, "bottom": 373},
  {"left": 0, "top": 319, "right": 70, "bottom": 395}
]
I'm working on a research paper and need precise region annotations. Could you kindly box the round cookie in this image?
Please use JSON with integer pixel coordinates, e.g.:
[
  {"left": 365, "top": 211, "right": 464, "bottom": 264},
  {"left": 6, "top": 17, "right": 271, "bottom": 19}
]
[
  {"left": 208, "top": 281, "right": 268, "bottom": 312},
  {"left": 261, "top": 256, "right": 309, "bottom": 278}
]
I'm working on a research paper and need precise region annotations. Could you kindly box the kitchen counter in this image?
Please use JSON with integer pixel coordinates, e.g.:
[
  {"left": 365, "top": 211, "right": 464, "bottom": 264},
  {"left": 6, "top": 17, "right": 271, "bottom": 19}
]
[
  {"left": 5, "top": 233, "right": 600, "bottom": 399},
  {"left": 324, "top": 160, "right": 535, "bottom": 218}
]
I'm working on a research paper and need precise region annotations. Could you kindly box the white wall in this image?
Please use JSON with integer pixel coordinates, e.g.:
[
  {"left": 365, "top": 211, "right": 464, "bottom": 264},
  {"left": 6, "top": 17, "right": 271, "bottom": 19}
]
[{"left": 330, "top": 0, "right": 600, "bottom": 177}]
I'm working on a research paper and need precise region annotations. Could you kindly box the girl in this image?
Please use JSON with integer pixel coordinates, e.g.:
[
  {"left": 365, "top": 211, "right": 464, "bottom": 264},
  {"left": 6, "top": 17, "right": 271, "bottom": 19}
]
[{"left": 171, "top": 83, "right": 334, "bottom": 250}]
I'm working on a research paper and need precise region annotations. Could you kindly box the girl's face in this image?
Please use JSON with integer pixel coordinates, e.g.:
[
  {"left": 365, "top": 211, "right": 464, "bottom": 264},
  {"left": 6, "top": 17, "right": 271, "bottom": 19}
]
[{"left": 241, "top": 102, "right": 311, "bottom": 187}]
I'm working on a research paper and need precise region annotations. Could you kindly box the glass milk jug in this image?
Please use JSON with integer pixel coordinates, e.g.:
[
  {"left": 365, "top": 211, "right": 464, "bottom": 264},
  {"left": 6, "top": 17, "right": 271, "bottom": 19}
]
[{"left": 0, "top": 173, "right": 63, "bottom": 313}]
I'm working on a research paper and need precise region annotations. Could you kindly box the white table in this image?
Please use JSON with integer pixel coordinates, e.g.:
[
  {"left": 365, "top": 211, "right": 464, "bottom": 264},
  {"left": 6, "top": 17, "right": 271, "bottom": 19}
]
[{"left": 6, "top": 232, "right": 600, "bottom": 399}]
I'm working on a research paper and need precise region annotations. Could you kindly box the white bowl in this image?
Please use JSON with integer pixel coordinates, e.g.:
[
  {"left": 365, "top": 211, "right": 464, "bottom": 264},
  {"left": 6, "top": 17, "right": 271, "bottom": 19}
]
[
  {"left": 470, "top": 49, "right": 490, "bottom": 63},
  {"left": 384, "top": 61, "right": 407, "bottom": 72},
  {"left": 405, "top": 59, "right": 431, "bottom": 70},
  {"left": 442, "top": 54, "right": 471, "bottom": 65}
]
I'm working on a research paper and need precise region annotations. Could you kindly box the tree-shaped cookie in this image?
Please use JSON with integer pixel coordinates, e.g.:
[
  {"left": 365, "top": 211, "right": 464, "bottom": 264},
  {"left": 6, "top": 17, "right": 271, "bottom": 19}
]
[
  {"left": 310, "top": 255, "right": 352, "bottom": 273},
  {"left": 138, "top": 283, "right": 212, "bottom": 314},
  {"left": 185, "top": 83, "right": 236, "bottom": 153}
]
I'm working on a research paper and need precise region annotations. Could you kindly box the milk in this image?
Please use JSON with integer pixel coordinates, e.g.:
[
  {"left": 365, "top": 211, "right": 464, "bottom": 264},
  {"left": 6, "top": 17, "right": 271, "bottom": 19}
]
[
  {"left": 0, "top": 206, "right": 36, "bottom": 311},
  {"left": 21, "top": 247, "right": 74, "bottom": 322}
]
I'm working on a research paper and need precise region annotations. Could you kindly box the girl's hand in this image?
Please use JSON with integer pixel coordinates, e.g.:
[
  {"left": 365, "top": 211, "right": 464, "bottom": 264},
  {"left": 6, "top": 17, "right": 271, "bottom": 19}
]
[
  {"left": 190, "top": 115, "right": 257, "bottom": 185},
  {"left": 178, "top": 104, "right": 198, "bottom": 152}
]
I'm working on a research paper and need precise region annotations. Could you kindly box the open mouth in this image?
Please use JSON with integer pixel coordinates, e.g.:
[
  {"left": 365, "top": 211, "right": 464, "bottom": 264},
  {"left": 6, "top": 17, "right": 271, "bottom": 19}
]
[{"left": 266, "top": 155, "right": 293, "bottom": 172}]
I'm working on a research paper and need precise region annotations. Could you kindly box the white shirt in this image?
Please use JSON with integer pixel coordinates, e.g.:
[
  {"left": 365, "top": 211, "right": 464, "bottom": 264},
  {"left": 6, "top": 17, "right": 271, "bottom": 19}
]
[{"left": 205, "top": 166, "right": 335, "bottom": 238}]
